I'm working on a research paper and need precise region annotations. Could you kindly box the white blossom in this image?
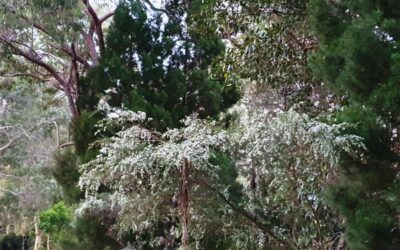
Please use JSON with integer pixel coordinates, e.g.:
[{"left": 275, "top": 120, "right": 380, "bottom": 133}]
[{"left": 77, "top": 102, "right": 366, "bottom": 248}]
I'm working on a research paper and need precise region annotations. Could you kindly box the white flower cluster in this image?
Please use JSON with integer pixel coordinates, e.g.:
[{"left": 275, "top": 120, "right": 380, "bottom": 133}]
[
  {"left": 77, "top": 101, "right": 366, "bottom": 248},
  {"left": 229, "top": 107, "right": 366, "bottom": 247},
  {"left": 78, "top": 107, "right": 227, "bottom": 238},
  {"left": 96, "top": 99, "right": 146, "bottom": 132},
  {"left": 233, "top": 108, "right": 365, "bottom": 171}
]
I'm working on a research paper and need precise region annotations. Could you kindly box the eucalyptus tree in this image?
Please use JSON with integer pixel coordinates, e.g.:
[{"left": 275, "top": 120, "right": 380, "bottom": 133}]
[
  {"left": 0, "top": 0, "right": 116, "bottom": 118},
  {"left": 0, "top": 81, "right": 68, "bottom": 242},
  {"left": 188, "top": 0, "right": 326, "bottom": 113}
]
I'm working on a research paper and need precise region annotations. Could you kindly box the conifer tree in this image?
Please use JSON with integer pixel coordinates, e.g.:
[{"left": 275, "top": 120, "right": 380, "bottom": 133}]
[
  {"left": 309, "top": 1, "right": 400, "bottom": 248},
  {"left": 78, "top": 0, "right": 238, "bottom": 131},
  {"left": 72, "top": 0, "right": 239, "bottom": 174},
  {"left": 65, "top": 0, "right": 239, "bottom": 247}
]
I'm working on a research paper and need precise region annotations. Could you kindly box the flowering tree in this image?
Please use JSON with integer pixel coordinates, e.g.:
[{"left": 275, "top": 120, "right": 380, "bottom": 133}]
[
  {"left": 230, "top": 104, "right": 366, "bottom": 248},
  {"left": 76, "top": 100, "right": 366, "bottom": 249}
]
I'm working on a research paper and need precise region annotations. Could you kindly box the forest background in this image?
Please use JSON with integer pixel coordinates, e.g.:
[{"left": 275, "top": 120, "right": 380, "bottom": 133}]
[{"left": 0, "top": 0, "right": 399, "bottom": 249}]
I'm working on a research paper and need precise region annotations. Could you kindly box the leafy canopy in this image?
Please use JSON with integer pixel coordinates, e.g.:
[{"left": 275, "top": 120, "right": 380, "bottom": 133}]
[{"left": 78, "top": 0, "right": 238, "bottom": 131}]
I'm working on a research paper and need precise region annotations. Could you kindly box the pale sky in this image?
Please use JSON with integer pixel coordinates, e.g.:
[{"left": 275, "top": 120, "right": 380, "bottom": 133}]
[{"left": 93, "top": 0, "right": 165, "bottom": 17}]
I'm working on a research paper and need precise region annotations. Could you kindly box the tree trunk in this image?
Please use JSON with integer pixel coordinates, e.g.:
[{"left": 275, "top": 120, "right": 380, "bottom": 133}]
[
  {"left": 179, "top": 158, "right": 190, "bottom": 250},
  {"left": 47, "top": 234, "right": 50, "bottom": 250},
  {"left": 34, "top": 217, "right": 42, "bottom": 250},
  {"left": 65, "top": 89, "right": 79, "bottom": 118}
]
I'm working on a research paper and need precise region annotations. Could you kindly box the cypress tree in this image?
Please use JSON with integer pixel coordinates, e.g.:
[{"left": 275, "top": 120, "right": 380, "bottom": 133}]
[
  {"left": 309, "top": 0, "right": 400, "bottom": 248},
  {"left": 78, "top": 0, "right": 238, "bottom": 132}
]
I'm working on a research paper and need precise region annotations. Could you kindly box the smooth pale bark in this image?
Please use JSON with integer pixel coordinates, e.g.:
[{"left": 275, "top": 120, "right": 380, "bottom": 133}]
[
  {"left": 47, "top": 235, "right": 50, "bottom": 250},
  {"left": 34, "top": 217, "right": 42, "bottom": 250}
]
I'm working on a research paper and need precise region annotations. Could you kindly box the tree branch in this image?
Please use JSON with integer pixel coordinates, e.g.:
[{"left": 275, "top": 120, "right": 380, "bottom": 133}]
[
  {"left": 82, "top": 0, "right": 106, "bottom": 54},
  {"left": 0, "top": 173, "right": 20, "bottom": 178},
  {"left": 0, "top": 133, "right": 25, "bottom": 156},
  {"left": 13, "top": 11, "right": 91, "bottom": 70},
  {"left": 58, "top": 44, "right": 90, "bottom": 69},
  {"left": 83, "top": 22, "right": 99, "bottom": 66},
  {"left": 0, "top": 120, "right": 69, "bottom": 156},
  {"left": 100, "top": 12, "right": 114, "bottom": 23},
  {"left": 59, "top": 142, "right": 74, "bottom": 148},
  {"left": 0, "top": 187, "right": 21, "bottom": 197},
  {"left": 0, "top": 36, "right": 65, "bottom": 85},
  {"left": 8, "top": 8, "right": 51, "bottom": 36},
  {"left": 0, "top": 36, "right": 79, "bottom": 117},
  {"left": 193, "top": 175, "right": 299, "bottom": 250},
  {"left": 20, "top": 15, "right": 51, "bottom": 36},
  {"left": 143, "top": 0, "right": 168, "bottom": 14}
]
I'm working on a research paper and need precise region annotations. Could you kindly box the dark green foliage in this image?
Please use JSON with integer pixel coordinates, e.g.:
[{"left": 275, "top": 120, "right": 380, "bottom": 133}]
[
  {"left": 211, "top": 151, "right": 243, "bottom": 203},
  {"left": 335, "top": 105, "right": 393, "bottom": 160},
  {"left": 309, "top": 0, "right": 400, "bottom": 114},
  {"left": 72, "top": 217, "right": 121, "bottom": 250},
  {"left": 75, "top": 0, "right": 239, "bottom": 158},
  {"left": 52, "top": 149, "right": 81, "bottom": 202},
  {"left": 52, "top": 150, "right": 120, "bottom": 249},
  {"left": 309, "top": 0, "right": 400, "bottom": 248},
  {"left": 327, "top": 184, "right": 398, "bottom": 250},
  {"left": 0, "top": 233, "right": 28, "bottom": 250},
  {"left": 370, "top": 53, "right": 400, "bottom": 119},
  {"left": 78, "top": 0, "right": 238, "bottom": 131},
  {"left": 70, "top": 112, "right": 100, "bottom": 158}
]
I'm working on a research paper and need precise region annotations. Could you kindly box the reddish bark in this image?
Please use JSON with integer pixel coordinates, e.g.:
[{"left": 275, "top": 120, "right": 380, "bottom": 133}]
[{"left": 1, "top": 2, "right": 115, "bottom": 118}]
